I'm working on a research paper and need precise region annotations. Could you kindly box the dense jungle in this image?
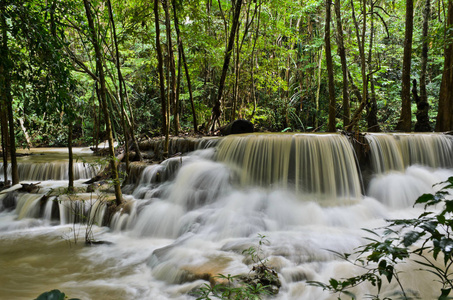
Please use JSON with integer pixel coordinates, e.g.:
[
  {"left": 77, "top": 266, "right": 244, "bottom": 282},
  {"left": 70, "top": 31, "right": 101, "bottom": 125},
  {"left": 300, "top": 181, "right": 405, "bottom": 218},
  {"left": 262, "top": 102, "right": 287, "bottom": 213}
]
[
  {"left": 1, "top": 0, "right": 453, "bottom": 160},
  {"left": 2, "top": 1, "right": 453, "bottom": 299}
]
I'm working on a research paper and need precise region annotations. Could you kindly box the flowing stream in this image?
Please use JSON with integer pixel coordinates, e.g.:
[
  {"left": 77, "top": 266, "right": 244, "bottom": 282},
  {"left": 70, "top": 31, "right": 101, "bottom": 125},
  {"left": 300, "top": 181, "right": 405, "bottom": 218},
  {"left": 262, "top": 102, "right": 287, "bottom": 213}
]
[{"left": 1, "top": 133, "right": 453, "bottom": 299}]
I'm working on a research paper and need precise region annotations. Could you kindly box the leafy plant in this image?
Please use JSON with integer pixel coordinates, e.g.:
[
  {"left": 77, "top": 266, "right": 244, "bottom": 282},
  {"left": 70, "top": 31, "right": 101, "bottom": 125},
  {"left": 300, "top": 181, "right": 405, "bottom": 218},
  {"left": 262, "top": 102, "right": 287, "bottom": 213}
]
[
  {"left": 309, "top": 176, "right": 453, "bottom": 300},
  {"left": 194, "top": 234, "right": 280, "bottom": 300}
]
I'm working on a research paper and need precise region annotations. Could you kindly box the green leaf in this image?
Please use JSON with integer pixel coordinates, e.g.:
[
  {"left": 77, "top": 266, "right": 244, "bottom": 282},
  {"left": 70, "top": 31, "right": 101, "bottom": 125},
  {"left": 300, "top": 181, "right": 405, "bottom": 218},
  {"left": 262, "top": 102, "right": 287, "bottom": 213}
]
[
  {"left": 445, "top": 200, "right": 453, "bottom": 213},
  {"left": 437, "top": 214, "right": 446, "bottom": 224},
  {"left": 329, "top": 278, "right": 339, "bottom": 290},
  {"left": 420, "top": 221, "right": 439, "bottom": 234},
  {"left": 403, "top": 231, "right": 423, "bottom": 247},
  {"left": 415, "top": 193, "right": 435, "bottom": 205}
]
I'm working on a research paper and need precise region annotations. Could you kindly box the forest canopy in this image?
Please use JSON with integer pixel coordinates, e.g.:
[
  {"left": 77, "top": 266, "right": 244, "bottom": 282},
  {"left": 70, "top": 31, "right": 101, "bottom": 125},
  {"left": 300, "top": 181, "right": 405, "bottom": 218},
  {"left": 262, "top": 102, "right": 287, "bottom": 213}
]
[{"left": 0, "top": 0, "right": 453, "bottom": 150}]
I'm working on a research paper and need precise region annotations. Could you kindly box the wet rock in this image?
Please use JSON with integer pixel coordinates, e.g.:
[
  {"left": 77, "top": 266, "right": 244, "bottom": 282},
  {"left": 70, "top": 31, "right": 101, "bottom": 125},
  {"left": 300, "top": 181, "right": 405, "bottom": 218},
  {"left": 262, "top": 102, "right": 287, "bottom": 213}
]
[
  {"left": 182, "top": 260, "right": 231, "bottom": 285},
  {"left": 2, "top": 192, "right": 17, "bottom": 211},
  {"left": 0, "top": 180, "right": 11, "bottom": 190},
  {"left": 220, "top": 119, "right": 254, "bottom": 136},
  {"left": 19, "top": 182, "right": 41, "bottom": 193},
  {"left": 149, "top": 236, "right": 232, "bottom": 285}
]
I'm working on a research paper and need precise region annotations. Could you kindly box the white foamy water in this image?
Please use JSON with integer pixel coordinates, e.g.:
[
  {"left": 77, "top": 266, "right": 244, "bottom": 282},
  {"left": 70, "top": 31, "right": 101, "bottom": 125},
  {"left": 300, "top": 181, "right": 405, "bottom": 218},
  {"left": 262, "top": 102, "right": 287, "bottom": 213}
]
[{"left": 1, "top": 134, "right": 453, "bottom": 299}]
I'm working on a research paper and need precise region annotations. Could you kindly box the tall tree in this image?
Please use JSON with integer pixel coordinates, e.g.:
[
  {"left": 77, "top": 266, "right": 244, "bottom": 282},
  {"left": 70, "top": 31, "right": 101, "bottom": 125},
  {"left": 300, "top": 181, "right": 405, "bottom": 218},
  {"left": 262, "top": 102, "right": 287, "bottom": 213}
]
[
  {"left": 436, "top": 0, "right": 453, "bottom": 131},
  {"left": 366, "top": 0, "right": 380, "bottom": 132},
  {"left": 154, "top": 0, "right": 169, "bottom": 153},
  {"left": 82, "top": 0, "right": 122, "bottom": 205},
  {"left": 210, "top": 0, "right": 243, "bottom": 131},
  {"left": 415, "top": 0, "right": 431, "bottom": 132},
  {"left": 171, "top": 0, "right": 197, "bottom": 132},
  {"left": 395, "top": 0, "right": 414, "bottom": 131},
  {"left": 325, "top": 0, "right": 336, "bottom": 132},
  {"left": 0, "top": 100, "right": 8, "bottom": 185},
  {"left": 0, "top": 1, "right": 18, "bottom": 185},
  {"left": 346, "top": 0, "right": 367, "bottom": 131},
  {"left": 162, "top": 0, "right": 178, "bottom": 136},
  {"left": 107, "top": 0, "right": 129, "bottom": 173},
  {"left": 334, "top": 0, "right": 350, "bottom": 129},
  {"left": 0, "top": 2, "right": 9, "bottom": 183}
]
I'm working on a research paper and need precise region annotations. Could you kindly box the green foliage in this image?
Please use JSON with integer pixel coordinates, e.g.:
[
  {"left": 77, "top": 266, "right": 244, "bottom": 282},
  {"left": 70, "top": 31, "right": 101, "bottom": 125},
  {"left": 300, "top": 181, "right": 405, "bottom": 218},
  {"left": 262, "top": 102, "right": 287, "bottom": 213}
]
[
  {"left": 309, "top": 177, "right": 453, "bottom": 299},
  {"left": 1, "top": 0, "right": 449, "bottom": 147},
  {"left": 195, "top": 279, "right": 272, "bottom": 300}
]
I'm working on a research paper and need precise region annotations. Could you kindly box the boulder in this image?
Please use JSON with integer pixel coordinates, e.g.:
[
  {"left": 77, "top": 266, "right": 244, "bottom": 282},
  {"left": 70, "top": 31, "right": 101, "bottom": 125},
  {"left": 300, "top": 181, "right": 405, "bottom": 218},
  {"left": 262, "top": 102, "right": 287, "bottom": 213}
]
[{"left": 220, "top": 119, "right": 254, "bottom": 136}]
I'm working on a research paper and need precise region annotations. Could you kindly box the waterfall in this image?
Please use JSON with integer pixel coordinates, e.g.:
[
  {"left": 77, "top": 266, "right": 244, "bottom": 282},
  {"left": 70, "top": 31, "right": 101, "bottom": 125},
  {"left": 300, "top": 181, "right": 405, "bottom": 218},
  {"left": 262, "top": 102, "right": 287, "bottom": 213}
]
[
  {"left": 0, "top": 162, "right": 99, "bottom": 181},
  {"left": 216, "top": 133, "right": 362, "bottom": 204},
  {"left": 2, "top": 134, "right": 453, "bottom": 300},
  {"left": 55, "top": 194, "right": 107, "bottom": 226},
  {"left": 363, "top": 133, "right": 453, "bottom": 208},
  {"left": 365, "top": 133, "right": 453, "bottom": 173},
  {"left": 0, "top": 189, "right": 107, "bottom": 228},
  {"left": 15, "top": 194, "right": 43, "bottom": 219}
]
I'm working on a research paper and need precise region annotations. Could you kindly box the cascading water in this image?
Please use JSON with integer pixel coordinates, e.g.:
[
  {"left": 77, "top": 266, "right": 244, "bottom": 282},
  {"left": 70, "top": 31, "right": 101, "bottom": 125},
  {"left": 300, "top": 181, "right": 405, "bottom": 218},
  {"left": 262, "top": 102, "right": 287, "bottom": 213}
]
[
  {"left": 0, "top": 162, "right": 99, "bottom": 181},
  {"left": 216, "top": 133, "right": 362, "bottom": 204},
  {"left": 365, "top": 133, "right": 453, "bottom": 173},
  {"left": 0, "top": 148, "right": 100, "bottom": 182},
  {"left": 365, "top": 133, "right": 453, "bottom": 208},
  {"left": 1, "top": 135, "right": 453, "bottom": 299}
]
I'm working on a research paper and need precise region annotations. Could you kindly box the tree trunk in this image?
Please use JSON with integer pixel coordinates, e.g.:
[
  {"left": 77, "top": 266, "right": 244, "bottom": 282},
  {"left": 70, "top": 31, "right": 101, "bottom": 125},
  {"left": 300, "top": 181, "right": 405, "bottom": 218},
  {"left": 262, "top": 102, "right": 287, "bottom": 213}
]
[
  {"left": 413, "top": 79, "right": 431, "bottom": 131},
  {"left": 366, "top": 1, "right": 380, "bottom": 132},
  {"left": 232, "top": 22, "right": 241, "bottom": 121},
  {"left": 416, "top": 0, "right": 432, "bottom": 132},
  {"left": 176, "top": 44, "right": 182, "bottom": 132},
  {"left": 1, "top": 10, "right": 18, "bottom": 185},
  {"left": 93, "top": 94, "right": 100, "bottom": 152},
  {"left": 396, "top": 0, "right": 414, "bottom": 132},
  {"left": 122, "top": 82, "right": 143, "bottom": 161},
  {"left": 346, "top": 0, "right": 367, "bottom": 132},
  {"left": 0, "top": 96, "right": 8, "bottom": 186},
  {"left": 436, "top": 0, "right": 453, "bottom": 131},
  {"left": 107, "top": 0, "right": 143, "bottom": 161},
  {"left": 163, "top": 0, "right": 178, "bottom": 136},
  {"left": 68, "top": 122, "right": 74, "bottom": 192},
  {"left": 154, "top": 0, "right": 169, "bottom": 150},
  {"left": 325, "top": 0, "right": 336, "bottom": 132},
  {"left": 6, "top": 81, "right": 18, "bottom": 185},
  {"left": 107, "top": 0, "right": 130, "bottom": 172},
  {"left": 83, "top": 0, "right": 122, "bottom": 206},
  {"left": 210, "top": 0, "right": 243, "bottom": 131},
  {"left": 368, "top": 78, "right": 380, "bottom": 132},
  {"left": 249, "top": 0, "right": 262, "bottom": 120},
  {"left": 315, "top": 46, "right": 324, "bottom": 130},
  {"left": 171, "top": 0, "right": 198, "bottom": 132},
  {"left": 18, "top": 118, "right": 32, "bottom": 148},
  {"left": 0, "top": 14, "right": 9, "bottom": 185},
  {"left": 334, "top": 0, "right": 350, "bottom": 129}
]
